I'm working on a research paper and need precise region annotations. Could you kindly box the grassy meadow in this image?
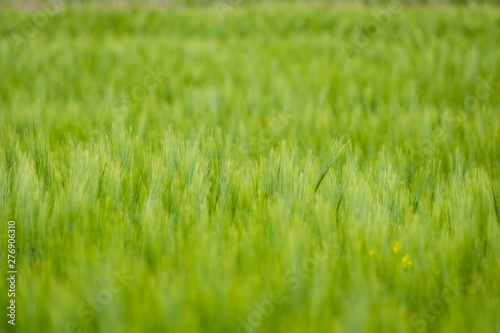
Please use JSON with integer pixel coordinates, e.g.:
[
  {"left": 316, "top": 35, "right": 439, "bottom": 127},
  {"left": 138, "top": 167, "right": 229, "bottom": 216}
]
[{"left": 1, "top": 2, "right": 500, "bottom": 333}]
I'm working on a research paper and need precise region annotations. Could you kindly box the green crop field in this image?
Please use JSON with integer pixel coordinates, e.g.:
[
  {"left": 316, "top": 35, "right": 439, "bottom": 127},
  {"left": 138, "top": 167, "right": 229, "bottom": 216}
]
[{"left": 1, "top": 2, "right": 500, "bottom": 333}]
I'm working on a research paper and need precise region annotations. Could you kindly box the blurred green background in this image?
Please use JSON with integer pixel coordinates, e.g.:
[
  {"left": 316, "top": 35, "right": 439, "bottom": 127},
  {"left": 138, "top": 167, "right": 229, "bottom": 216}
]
[{"left": 1, "top": 2, "right": 499, "bottom": 333}]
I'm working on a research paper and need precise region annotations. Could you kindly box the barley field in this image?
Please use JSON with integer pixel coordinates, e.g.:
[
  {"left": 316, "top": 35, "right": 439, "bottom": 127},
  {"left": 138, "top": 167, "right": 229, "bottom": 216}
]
[{"left": 1, "top": 2, "right": 500, "bottom": 333}]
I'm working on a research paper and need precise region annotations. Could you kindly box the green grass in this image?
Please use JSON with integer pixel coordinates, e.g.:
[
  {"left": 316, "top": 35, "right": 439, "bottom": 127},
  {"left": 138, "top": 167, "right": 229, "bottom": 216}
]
[{"left": 1, "top": 3, "right": 500, "bottom": 333}]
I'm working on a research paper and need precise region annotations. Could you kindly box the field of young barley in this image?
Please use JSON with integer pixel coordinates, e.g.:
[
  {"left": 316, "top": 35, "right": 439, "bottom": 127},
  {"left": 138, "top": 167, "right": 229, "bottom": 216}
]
[{"left": 1, "top": 3, "right": 500, "bottom": 333}]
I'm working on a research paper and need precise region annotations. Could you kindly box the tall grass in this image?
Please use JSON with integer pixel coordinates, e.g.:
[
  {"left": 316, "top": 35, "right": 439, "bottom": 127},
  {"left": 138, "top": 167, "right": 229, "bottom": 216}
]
[{"left": 0, "top": 4, "right": 499, "bottom": 333}]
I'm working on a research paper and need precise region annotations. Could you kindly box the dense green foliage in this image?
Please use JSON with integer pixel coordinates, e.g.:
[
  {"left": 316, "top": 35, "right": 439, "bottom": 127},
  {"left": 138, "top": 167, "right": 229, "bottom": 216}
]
[
  {"left": 2, "top": 0, "right": 500, "bottom": 9},
  {"left": 1, "top": 4, "right": 500, "bottom": 333}
]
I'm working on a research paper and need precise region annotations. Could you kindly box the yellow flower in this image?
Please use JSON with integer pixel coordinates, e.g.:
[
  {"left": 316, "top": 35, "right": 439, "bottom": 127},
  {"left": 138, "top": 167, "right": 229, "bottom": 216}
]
[
  {"left": 402, "top": 254, "right": 412, "bottom": 269},
  {"left": 392, "top": 242, "right": 402, "bottom": 254},
  {"left": 369, "top": 249, "right": 376, "bottom": 256}
]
